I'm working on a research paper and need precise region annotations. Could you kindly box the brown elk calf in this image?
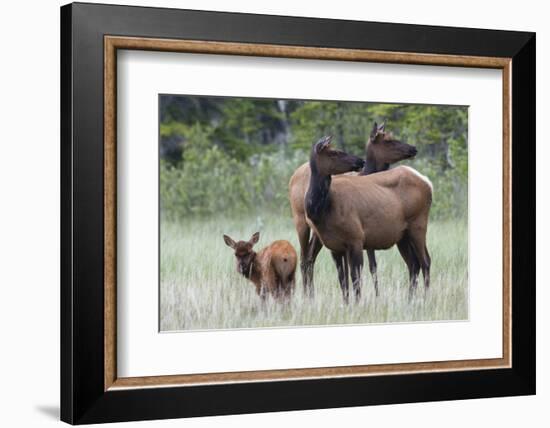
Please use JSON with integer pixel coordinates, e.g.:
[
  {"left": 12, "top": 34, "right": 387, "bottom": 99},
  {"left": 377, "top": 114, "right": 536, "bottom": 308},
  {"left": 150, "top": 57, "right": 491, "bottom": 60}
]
[
  {"left": 305, "top": 136, "right": 432, "bottom": 304},
  {"left": 289, "top": 123, "right": 417, "bottom": 297},
  {"left": 223, "top": 232, "right": 298, "bottom": 302}
]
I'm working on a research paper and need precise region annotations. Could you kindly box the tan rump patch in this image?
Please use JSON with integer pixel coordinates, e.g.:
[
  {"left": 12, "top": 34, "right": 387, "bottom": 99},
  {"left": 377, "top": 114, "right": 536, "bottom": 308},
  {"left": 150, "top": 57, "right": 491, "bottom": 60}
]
[{"left": 401, "top": 166, "right": 433, "bottom": 192}]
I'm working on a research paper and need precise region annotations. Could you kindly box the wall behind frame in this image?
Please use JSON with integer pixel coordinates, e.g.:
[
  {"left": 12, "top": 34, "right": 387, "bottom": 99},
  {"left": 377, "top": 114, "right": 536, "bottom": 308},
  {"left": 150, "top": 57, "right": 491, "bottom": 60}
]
[{"left": 0, "top": 0, "right": 545, "bottom": 427}]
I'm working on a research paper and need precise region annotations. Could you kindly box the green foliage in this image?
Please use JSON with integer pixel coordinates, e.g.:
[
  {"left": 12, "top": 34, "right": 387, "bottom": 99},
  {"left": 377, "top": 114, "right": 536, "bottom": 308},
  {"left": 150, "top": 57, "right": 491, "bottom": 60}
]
[
  {"left": 160, "top": 124, "right": 305, "bottom": 219},
  {"left": 160, "top": 121, "right": 188, "bottom": 140},
  {"left": 159, "top": 95, "right": 469, "bottom": 221},
  {"left": 407, "top": 157, "right": 467, "bottom": 220},
  {"left": 289, "top": 101, "right": 374, "bottom": 154}
]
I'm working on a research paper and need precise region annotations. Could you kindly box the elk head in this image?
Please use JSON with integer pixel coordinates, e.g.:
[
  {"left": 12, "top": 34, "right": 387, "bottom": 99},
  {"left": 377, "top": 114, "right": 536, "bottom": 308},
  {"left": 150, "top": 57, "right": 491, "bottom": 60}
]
[
  {"left": 223, "top": 232, "right": 260, "bottom": 277},
  {"left": 366, "top": 122, "right": 417, "bottom": 167},
  {"left": 311, "top": 136, "right": 364, "bottom": 176}
]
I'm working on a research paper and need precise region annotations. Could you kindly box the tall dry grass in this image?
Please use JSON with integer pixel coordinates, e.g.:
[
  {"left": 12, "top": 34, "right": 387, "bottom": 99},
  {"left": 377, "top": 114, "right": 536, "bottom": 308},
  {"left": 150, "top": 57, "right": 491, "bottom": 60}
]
[{"left": 160, "top": 214, "right": 468, "bottom": 331}]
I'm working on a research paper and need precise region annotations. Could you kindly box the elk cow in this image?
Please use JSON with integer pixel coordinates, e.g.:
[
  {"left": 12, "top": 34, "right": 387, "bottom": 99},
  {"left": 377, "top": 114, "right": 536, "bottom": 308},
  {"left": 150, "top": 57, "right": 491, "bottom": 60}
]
[
  {"left": 305, "top": 136, "right": 432, "bottom": 304},
  {"left": 289, "top": 123, "right": 417, "bottom": 297},
  {"left": 223, "top": 232, "right": 298, "bottom": 302}
]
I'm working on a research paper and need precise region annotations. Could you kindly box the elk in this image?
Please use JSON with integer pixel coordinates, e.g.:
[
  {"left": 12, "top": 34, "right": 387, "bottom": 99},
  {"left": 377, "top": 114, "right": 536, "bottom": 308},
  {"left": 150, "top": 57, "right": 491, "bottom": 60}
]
[
  {"left": 223, "top": 232, "right": 298, "bottom": 302},
  {"left": 305, "top": 136, "right": 432, "bottom": 304},
  {"left": 289, "top": 123, "right": 417, "bottom": 297}
]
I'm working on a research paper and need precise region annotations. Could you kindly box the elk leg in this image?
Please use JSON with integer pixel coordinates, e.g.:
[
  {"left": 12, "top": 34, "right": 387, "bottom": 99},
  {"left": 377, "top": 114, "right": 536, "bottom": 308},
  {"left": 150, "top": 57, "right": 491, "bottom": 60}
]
[
  {"left": 349, "top": 248, "right": 364, "bottom": 303},
  {"left": 295, "top": 219, "right": 313, "bottom": 296},
  {"left": 331, "top": 251, "right": 349, "bottom": 304},
  {"left": 366, "top": 249, "right": 379, "bottom": 297},
  {"left": 288, "top": 272, "right": 296, "bottom": 294},
  {"left": 259, "top": 282, "right": 268, "bottom": 303},
  {"left": 263, "top": 269, "right": 278, "bottom": 302},
  {"left": 304, "top": 233, "right": 323, "bottom": 298},
  {"left": 275, "top": 274, "right": 283, "bottom": 301},
  {"left": 423, "top": 245, "right": 431, "bottom": 289},
  {"left": 397, "top": 235, "right": 420, "bottom": 298},
  {"left": 343, "top": 253, "right": 350, "bottom": 303},
  {"left": 278, "top": 271, "right": 294, "bottom": 304},
  {"left": 408, "top": 228, "right": 431, "bottom": 290},
  {"left": 283, "top": 272, "right": 295, "bottom": 303}
]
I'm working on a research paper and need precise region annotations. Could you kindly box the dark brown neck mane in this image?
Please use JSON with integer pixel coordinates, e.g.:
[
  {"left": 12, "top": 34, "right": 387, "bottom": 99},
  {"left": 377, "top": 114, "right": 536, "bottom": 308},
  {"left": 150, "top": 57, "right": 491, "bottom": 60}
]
[
  {"left": 361, "top": 138, "right": 390, "bottom": 176},
  {"left": 305, "top": 157, "right": 332, "bottom": 225},
  {"left": 362, "top": 157, "right": 389, "bottom": 175}
]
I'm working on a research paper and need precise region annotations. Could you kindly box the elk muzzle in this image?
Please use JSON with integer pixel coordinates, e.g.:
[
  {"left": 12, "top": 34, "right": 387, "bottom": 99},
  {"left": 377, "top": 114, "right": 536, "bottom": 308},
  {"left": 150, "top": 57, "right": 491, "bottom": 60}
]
[
  {"left": 408, "top": 146, "right": 418, "bottom": 158},
  {"left": 352, "top": 156, "right": 365, "bottom": 171}
]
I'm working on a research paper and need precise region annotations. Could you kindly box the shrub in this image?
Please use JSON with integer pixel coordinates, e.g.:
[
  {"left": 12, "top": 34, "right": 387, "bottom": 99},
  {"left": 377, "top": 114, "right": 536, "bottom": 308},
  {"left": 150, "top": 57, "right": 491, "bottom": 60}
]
[
  {"left": 160, "top": 123, "right": 467, "bottom": 222},
  {"left": 161, "top": 146, "right": 306, "bottom": 221}
]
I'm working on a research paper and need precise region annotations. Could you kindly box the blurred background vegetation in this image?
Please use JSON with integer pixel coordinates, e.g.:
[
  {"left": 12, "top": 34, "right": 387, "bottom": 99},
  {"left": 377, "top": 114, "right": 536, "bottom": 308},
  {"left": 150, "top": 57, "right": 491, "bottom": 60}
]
[{"left": 160, "top": 95, "right": 468, "bottom": 221}]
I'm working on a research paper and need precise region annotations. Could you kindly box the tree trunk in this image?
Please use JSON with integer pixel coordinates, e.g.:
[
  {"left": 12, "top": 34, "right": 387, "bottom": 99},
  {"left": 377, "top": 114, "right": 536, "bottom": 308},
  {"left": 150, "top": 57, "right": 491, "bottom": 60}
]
[
  {"left": 335, "top": 102, "right": 346, "bottom": 151},
  {"left": 277, "top": 100, "right": 291, "bottom": 147}
]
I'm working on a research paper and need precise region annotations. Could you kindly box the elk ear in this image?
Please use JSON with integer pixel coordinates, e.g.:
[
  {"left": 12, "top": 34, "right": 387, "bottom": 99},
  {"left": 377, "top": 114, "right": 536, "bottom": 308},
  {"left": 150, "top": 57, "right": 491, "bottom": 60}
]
[
  {"left": 223, "top": 234, "right": 236, "bottom": 249},
  {"left": 378, "top": 121, "right": 386, "bottom": 132},
  {"left": 249, "top": 232, "right": 260, "bottom": 245},
  {"left": 315, "top": 135, "right": 332, "bottom": 154},
  {"left": 370, "top": 122, "right": 379, "bottom": 140}
]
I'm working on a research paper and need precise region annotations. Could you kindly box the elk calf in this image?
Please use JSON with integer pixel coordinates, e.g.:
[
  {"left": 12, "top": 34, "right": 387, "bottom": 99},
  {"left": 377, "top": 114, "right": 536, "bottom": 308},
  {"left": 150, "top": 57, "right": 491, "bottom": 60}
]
[{"left": 223, "top": 232, "right": 297, "bottom": 302}]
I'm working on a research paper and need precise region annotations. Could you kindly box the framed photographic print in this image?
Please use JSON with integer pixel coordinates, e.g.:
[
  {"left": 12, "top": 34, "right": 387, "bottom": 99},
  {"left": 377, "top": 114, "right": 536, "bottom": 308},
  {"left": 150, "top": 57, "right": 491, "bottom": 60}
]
[{"left": 60, "top": 2, "right": 535, "bottom": 424}]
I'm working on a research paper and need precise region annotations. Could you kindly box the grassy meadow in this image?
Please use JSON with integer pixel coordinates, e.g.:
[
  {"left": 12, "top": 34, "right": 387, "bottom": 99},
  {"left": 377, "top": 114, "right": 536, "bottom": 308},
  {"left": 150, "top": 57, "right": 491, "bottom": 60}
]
[
  {"left": 159, "top": 95, "right": 469, "bottom": 331},
  {"left": 160, "top": 213, "right": 468, "bottom": 331}
]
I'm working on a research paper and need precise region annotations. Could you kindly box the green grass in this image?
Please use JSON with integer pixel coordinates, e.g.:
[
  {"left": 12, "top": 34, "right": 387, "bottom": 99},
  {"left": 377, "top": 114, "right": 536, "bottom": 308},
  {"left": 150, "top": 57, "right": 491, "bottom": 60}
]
[{"left": 160, "top": 214, "right": 468, "bottom": 331}]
